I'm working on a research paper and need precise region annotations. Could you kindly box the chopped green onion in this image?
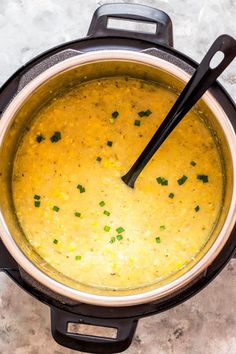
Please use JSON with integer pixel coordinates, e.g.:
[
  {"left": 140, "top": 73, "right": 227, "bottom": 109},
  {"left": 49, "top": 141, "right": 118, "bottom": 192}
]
[
  {"left": 116, "top": 235, "right": 123, "bottom": 241},
  {"left": 104, "top": 225, "right": 111, "bottom": 232},
  {"left": 50, "top": 131, "right": 61, "bottom": 143},
  {"left": 191, "top": 161, "right": 196, "bottom": 166},
  {"left": 138, "top": 111, "right": 145, "bottom": 117},
  {"left": 74, "top": 212, "right": 81, "bottom": 217},
  {"left": 103, "top": 210, "right": 110, "bottom": 216},
  {"left": 34, "top": 201, "right": 40, "bottom": 207},
  {"left": 160, "top": 225, "right": 166, "bottom": 231},
  {"left": 99, "top": 201, "right": 105, "bottom": 207},
  {"left": 138, "top": 109, "right": 152, "bottom": 117},
  {"left": 53, "top": 239, "right": 58, "bottom": 244},
  {"left": 109, "top": 236, "right": 116, "bottom": 244},
  {"left": 53, "top": 206, "right": 59, "bottom": 212},
  {"left": 107, "top": 140, "right": 113, "bottom": 147},
  {"left": 134, "top": 119, "right": 141, "bottom": 126},
  {"left": 169, "top": 193, "right": 174, "bottom": 199},
  {"left": 155, "top": 236, "right": 161, "bottom": 243},
  {"left": 197, "top": 174, "right": 208, "bottom": 183},
  {"left": 177, "top": 175, "right": 188, "bottom": 185},
  {"left": 156, "top": 177, "right": 168, "bottom": 186},
  {"left": 96, "top": 156, "right": 102, "bottom": 162},
  {"left": 75, "top": 255, "right": 81, "bottom": 260},
  {"left": 116, "top": 227, "right": 125, "bottom": 233},
  {"left": 34, "top": 194, "right": 41, "bottom": 200},
  {"left": 36, "top": 134, "right": 45, "bottom": 143},
  {"left": 77, "top": 184, "right": 86, "bottom": 193},
  {"left": 112, "top": 111, "right": 119, "bottom": 118},
  {"left": 195, "top": 205, "right": 200, "bottom": 212}
]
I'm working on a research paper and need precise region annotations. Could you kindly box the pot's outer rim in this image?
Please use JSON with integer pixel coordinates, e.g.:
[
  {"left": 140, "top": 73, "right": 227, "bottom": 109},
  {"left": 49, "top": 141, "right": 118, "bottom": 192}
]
[
  {"left": 1, "top": 36, "right": 236, "bottom": 123},
  {"left": 0, "top": 50, "right": 236, "bottom": 307}
]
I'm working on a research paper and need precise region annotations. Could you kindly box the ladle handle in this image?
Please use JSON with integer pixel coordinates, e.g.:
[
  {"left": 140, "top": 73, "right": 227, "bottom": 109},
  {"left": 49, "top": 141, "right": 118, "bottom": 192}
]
[
  {"left": 122, "top": 34, "right": 236, "bottom": 188},
  {"left": 166, "top": 34, "right": 236, "bottom": 116}
]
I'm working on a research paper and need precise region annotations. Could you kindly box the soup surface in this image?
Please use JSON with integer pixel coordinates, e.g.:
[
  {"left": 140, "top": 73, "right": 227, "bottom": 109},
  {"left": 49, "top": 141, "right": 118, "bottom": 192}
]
[{"left": 12, "top": 77, "right": 223, "bottom": 290}]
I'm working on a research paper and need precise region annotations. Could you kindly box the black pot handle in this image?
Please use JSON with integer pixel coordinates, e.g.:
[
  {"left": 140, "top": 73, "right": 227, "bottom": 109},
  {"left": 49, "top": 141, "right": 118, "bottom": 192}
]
[
  {"left": 87, "top": 3, "right": 173, "bottom": 47},
  {"left": 51, "top": 307, "right": 138, "bottom": 353}
]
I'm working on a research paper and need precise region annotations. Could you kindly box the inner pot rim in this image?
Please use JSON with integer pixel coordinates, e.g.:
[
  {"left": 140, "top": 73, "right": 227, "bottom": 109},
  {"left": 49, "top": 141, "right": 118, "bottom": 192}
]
[{"left": 0, "top": 50, "right": 236, "bottom": 307}]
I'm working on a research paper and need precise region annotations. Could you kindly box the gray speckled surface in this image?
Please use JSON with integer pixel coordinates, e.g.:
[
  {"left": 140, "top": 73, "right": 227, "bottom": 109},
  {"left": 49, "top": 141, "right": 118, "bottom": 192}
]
[{"left": 0, "top": 1, "right": 235, "bottom": 353}]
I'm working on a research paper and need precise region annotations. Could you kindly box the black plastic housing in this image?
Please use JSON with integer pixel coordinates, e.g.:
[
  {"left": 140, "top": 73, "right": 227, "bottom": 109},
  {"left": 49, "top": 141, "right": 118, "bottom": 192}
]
[{"left": 0, "top": 4, "right": 235, "bottom": 354}]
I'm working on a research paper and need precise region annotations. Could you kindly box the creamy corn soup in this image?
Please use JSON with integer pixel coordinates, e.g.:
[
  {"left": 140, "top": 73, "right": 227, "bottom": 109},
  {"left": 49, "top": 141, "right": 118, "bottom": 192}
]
[{"left": 12, "top": 77, "right": 223, "bottom": 290}]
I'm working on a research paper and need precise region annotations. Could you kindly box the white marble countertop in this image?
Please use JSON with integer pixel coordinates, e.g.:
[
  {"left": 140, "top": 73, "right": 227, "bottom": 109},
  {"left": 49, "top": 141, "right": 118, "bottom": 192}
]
[{"left": 0, "top": 1, "right": 235, "bottom": 353}]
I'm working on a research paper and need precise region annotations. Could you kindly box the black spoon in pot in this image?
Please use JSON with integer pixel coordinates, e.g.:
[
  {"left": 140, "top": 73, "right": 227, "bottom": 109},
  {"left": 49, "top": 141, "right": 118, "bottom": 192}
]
[{"left": 122, "top": 34, "right": 236, "bottom": 188}]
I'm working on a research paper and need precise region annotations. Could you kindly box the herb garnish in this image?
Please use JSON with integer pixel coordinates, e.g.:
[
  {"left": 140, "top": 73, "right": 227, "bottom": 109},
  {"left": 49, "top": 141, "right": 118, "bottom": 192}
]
[
  {"left": 191, "top": 161, "right": 196, "bottom": 166},
  {"left": 134, "top": 119, "right": 141, "bottom": 126},
  {"left": 77, "top": 184, "right": 86, "bottom": 193},
  {"left": 34, "top": 194, "right": 40, "bottom": 200},
  {"left": 107, "top": 140, "right": 113, "bottom": 147},
  {"left": 96, "top": 156, "right": 102, "bottom": 162},
  {"left": 74, "top": 212, "right": 81, "bottom": 217},
  {"left": 75, "top": 255, "right": 81, "bottom": 260},
  {"left": 116, "top": 235, "right": 123, "bottom": 241},
  {"left": 138, "top": 109, "right": 152, "bottom": 117},
  {"left": 36, "top": 134, "right": 45, "bottom": 143},
  {"left": 116, "top": 227, "right": 125, "bottom": 233},
  {"left": 34, "top": 201, "right": 40, "bottom": 207},
  {"left": 197, "top": 175, "right": 208, "bottom": 183},
  {"left": 169, "top": 193, "right": 174, "bottom": 199},
  {"left": 177, "top": 175, "right": 188, "bottom": 185},
  {"left": 112, "top": 111, "right": 119, "bottom": 119},
  {"left": 109, "top": 236, "right": 116, "bottom": 243},
  {"left": 155, "top": 236, "right": 161, "bottom": 243},
  {"left": 160, "top": 225, "right": 166, "bottom": 231},
  {"left": 156, "top": 177, "right": 168, "bottom": 186},
  {"left": 53, "top": 206, "right": 60, "bottom": 212},
  {"left": 103, "top": 210, "right": 110, "bottom": 216},
  {"left": 104, "top": 225, "right": 111, "bottom": 232},
  {"left": 99, "top": 201, "right": 105, "bottom": 207},
  {"left": 50, "top": 131, "right": 61, "bottom": 143},
  {"left": 53, "top": 239, "right": 59, "bottom": 244},
  {"left": 195, "top": 205, "right": 200, "bottom": 212}
]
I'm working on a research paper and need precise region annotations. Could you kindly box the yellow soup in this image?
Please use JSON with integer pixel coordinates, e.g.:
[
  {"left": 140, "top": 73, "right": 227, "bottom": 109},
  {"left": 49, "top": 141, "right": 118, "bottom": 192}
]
[{"left": 12, "top": 77, "right": 223, "bottom": 290}]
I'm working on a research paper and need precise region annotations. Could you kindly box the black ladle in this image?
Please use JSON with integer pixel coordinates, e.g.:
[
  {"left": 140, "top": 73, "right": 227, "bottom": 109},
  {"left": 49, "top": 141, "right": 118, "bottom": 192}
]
[{"left": 122, "top": 34, "right": 236, "bottom": 188}]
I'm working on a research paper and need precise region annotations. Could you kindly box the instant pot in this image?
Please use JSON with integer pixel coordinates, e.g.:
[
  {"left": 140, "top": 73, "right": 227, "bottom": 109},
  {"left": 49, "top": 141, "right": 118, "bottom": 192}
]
[{"left": 0, "top": 4, "right": 235, "bottom": 353}]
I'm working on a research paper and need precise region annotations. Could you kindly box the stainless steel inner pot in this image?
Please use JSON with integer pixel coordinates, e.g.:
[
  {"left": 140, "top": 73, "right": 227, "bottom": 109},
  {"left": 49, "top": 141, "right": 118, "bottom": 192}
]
[{"left": 0, "top": 50, "right": 236, "bottom": 306}]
